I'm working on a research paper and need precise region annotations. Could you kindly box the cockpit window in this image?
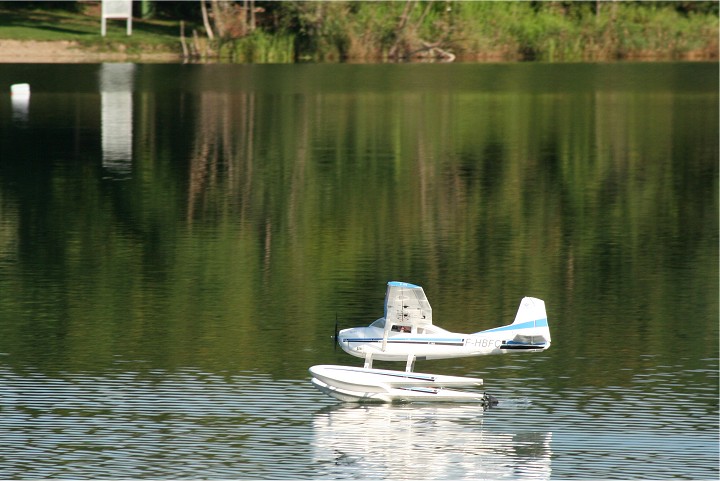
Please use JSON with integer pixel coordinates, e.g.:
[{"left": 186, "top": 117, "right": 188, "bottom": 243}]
[{"left": 418, "top": 326, "right": 438, "bottom": 335}]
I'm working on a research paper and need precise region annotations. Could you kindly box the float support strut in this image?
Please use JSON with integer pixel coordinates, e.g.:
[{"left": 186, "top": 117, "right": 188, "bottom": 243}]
[
  {"left": 364, "top": 352, "right": 374, "bottom": 369},
  {"left": 405, "top": 354, "right": 416, "bottom": 372}
]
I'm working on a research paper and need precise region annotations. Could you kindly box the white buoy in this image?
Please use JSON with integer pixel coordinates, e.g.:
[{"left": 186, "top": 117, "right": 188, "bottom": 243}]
[
  {"left": 10, "top": 83, "right": 30, "bottom": 98},
  {"left": 10, "top": 83, "right": 30, "bottom": 122}
]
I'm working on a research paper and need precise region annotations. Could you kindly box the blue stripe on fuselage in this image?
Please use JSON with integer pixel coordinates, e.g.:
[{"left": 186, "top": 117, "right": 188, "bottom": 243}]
[
  {"left": 343, "top": 337, "right": 465, "bottom": 345},
  {"left": 477, "top": 318, "right": 548, "bottom": 334}
]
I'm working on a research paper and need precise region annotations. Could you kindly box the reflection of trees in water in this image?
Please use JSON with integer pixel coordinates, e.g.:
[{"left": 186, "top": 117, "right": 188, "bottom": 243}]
[
  {"left": 169, "top": 79, "right": 716, "bottom": 373},
  {"left": 186, "top": 91, "right": 315, "bottom": 289},
  {"left": 188, "top": 91, "right": 254, "bottom": 225},
  {"left": 182, "top": 84, "right": 716, "bottom": 302},
  {"left": 0, "top": 66, "right": 714, "bottom": 378}
]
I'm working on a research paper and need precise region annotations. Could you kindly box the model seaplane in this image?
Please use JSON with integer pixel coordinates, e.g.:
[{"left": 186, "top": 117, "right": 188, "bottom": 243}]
[{"left": 309, "top": 281, "right": 551, "bottom": 404}]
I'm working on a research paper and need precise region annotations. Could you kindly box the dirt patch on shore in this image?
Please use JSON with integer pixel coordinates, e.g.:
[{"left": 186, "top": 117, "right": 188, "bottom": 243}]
[{"left": 0, "top": 39, "right": 180, "bottom": 63}]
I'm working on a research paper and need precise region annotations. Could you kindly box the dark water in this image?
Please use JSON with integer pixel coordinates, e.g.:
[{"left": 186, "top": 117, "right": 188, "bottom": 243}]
[{"left": 0, "top": 62, "right": 717, "bottom": 479}]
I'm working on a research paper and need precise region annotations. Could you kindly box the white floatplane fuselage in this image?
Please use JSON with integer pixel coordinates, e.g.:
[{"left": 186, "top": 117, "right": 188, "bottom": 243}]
[
  {"left": 337, "top": 284, "right": 550, "bottom": 368},
  {"left": 310, "top": 281, "right": 551, "bottom": 404},
  {"left": 338, "top": 315, "right": 549, "bottom": 362}
]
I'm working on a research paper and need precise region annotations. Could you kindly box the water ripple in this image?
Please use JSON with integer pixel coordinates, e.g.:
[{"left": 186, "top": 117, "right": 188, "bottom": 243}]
[{"left": 0, "top": 358, "right": 717, "bottom": 479}]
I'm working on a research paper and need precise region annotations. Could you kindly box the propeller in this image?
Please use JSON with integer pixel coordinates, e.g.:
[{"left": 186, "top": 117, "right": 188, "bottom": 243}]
[{"left": 333, "top": 314, "right": 339, "bottom": 351}]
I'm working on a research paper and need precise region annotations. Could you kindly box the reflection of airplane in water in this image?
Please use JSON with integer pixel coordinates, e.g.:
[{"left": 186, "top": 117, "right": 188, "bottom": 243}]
[
  {"left": 310, "top": 281, "right": 551, "bottom": 403},
  {"left": 312, "top": 403, "right": 552, "bottom": 480}
]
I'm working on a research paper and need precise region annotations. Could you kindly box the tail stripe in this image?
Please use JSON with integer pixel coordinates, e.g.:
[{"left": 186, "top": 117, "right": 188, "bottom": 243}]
[{"left": 476, "top": 318, "right": 548, "bottom": 334}]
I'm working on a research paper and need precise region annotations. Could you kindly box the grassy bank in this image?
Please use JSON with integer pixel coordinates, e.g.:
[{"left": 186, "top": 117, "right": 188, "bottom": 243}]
[
  {"left": 0, "top": 1, "right": 717, "bottom": 63},
  {"left": 0, "top": 4, "right": 184, "bottom": 58}
]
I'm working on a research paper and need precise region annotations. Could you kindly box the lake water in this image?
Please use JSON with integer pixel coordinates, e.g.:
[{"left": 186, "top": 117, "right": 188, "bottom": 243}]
[{"left": 0, "top": 62, "right": 717, "bottom": 479}]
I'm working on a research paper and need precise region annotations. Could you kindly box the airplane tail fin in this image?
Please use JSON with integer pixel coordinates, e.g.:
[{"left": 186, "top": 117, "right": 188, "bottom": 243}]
[
  {"left": 507, "top": 297, "right": 551, "bottom": 349},
  {"left": 475, "top": 297, "right": 551, "bottom": 351},
  {"left": 512, "top": 297, "right": 547, "bottom": 327}
]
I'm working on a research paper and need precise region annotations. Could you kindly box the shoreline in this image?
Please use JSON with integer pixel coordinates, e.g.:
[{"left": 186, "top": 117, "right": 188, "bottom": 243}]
[
  {"left": 0, "top": 39, "right": 715, "bottom": 64},
  {"left": 0, "top": 40, "right": 181, "bottom": 63},
  {"left": 0, "top": 3, "right": 716, "bottom": 64}
]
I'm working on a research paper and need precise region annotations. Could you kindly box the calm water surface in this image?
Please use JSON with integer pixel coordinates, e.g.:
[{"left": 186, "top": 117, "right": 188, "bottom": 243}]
[{"left": 0, "top": 63, "right": 717, "bottom": 479}]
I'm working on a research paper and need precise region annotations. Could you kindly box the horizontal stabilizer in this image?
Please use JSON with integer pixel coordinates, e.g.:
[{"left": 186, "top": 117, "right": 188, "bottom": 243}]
[{"left": 500, "top": 339, "right": 549, "bottom": 350}]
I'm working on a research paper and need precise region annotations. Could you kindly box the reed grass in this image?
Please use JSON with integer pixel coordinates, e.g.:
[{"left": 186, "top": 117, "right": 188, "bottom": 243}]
[
  {"left": 259, "top": 1, "right": 718, "bottom": 62},
  {"left": 221, "top": 31, "right": 295, "bottom": 63}
]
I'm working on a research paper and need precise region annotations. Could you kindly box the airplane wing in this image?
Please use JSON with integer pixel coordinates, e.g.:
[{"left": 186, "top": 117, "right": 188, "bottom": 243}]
[{"left": 383, "top": 281, "right": 433, "bottom": 329}]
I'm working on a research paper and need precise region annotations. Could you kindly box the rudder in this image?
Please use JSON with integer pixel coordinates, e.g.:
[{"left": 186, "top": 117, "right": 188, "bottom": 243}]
[
  {"left": 512, "top": 297, "right": 547, "bottom": 326},
  {"left": 511, "top": 297, "right": 551, "bottom": 346}
]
